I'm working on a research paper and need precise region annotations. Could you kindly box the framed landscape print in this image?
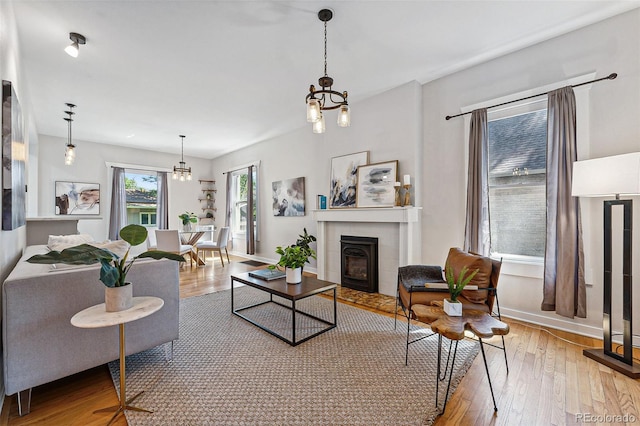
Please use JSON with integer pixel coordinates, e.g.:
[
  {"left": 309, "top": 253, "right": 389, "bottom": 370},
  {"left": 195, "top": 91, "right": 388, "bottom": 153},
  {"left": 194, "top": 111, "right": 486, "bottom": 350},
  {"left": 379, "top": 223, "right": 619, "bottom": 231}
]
[
  {"left": 330, "top": 151, "right": 369, "bottom": 208},
  {"left": 272, "top": 176, "right": 305, "bottom": 216},
  {"left": 2, "top": 80, "right": 26, "bottom": 230},
  {"left": 356, "top": 160, "right": 398, "bottom": 208},
  {"left": 55, "top": 181, "right": 100, "bottom": 215}
]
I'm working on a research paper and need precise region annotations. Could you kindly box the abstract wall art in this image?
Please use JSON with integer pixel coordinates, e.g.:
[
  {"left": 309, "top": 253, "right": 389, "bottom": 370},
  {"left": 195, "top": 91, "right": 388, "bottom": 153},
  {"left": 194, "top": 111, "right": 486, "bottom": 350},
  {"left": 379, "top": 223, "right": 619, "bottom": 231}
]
[
  {"left": 55, "top": 181, "right": 100, "bottom": 215},
  {"left": 356, "top": 160, "right": 398, "bottom": 208},
  {"left": 330, "top": 151, "right": 369, "bottom": 208},
  {"left": 272, "top": 176, "right": 305, "bottom": 216},
  {"left": 2, "top": 80, "right": 26, "bottom": 230}
]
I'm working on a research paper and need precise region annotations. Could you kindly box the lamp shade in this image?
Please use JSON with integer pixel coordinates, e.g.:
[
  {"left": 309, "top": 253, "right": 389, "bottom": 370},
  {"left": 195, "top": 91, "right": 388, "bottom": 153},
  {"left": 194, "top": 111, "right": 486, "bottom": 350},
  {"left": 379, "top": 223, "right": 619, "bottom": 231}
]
[{"left": 572, "top": 152, "right": 640, "bottom": 197}]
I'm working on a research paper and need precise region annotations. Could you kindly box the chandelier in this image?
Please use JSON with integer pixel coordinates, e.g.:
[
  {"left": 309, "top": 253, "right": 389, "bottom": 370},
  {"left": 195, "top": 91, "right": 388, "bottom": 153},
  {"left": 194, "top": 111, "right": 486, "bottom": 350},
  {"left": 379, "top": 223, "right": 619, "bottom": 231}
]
[
  {"left": 172, "top": 135, "right": 192, "bottom": 181},
  {"left": 63, "top": 103, "right": 76, "bottom": 166},
  {"left": 305, "top": 9, "right": 350, "bottom": 134}
]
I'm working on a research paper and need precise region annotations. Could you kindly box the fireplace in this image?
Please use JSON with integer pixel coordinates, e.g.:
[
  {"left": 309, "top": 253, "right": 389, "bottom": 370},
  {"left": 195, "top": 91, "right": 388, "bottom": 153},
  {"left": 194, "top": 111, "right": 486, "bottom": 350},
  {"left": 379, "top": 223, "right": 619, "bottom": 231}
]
[{"left": 340, "top": 235, "right": 378, "bottom": 293}]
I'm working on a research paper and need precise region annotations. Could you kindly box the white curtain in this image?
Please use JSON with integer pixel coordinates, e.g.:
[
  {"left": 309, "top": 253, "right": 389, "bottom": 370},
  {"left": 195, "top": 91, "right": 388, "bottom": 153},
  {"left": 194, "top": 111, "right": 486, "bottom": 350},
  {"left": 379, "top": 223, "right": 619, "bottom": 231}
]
[
  {"left": 541, "top": 86, "right": 586, "bottom": 318},
  {"left": 463, "top": 108, "right": 491, "bottom": 256},
  {"left": 108, "top": 167, "right": 126, "bottom": 240}
]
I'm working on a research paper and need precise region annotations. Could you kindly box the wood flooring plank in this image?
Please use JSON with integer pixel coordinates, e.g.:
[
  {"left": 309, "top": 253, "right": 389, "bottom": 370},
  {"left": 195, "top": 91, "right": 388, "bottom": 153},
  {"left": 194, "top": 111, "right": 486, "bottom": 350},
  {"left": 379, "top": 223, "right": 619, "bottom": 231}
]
[{"left": 3, "top": 257, "right": 639, "bottom": 426}]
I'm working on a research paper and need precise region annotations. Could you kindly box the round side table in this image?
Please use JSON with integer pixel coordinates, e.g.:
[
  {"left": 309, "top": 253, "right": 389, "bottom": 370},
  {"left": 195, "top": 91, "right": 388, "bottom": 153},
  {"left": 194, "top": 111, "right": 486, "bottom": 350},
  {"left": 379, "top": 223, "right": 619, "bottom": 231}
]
[{"left": 71, "top": 296, "right": 164, "bottom": 425}]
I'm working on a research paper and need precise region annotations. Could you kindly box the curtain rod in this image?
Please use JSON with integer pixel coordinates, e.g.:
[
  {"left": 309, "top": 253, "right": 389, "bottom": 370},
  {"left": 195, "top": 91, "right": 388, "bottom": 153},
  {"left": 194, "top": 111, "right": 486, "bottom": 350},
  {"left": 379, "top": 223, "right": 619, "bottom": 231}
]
[
  {"left": 445, "top": 72, "right": 617, "bottom": 121},
  {"left": 222, "top": 164, "right": 255, "bottom": 175}
]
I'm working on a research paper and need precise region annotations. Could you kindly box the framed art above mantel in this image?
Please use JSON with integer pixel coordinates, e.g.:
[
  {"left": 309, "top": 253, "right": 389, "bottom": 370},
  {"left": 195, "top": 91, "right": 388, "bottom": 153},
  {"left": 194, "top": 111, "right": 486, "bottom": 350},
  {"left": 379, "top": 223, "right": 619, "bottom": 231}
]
[
  {"left": 330, "top": 151, "right": 369, "bottom": 209},
  {"left": 356, "top": 160, "right": 398, "bottom": 208}
]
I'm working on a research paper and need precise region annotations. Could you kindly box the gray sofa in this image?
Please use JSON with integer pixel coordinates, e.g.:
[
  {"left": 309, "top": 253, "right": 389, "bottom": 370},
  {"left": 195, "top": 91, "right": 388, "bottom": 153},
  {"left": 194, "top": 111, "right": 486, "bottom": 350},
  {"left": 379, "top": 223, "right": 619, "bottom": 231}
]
[{"left": 2, "top": 245, "right": 180, "bottom": 415}]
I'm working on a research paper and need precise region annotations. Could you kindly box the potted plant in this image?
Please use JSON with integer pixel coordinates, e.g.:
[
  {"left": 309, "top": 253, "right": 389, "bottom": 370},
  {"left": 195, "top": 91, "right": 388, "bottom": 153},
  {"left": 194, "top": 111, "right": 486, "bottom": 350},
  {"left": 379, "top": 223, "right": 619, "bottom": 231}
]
[
  {"left": 179, "top": 211, "right": 198, "bottom": 231},
  {"left": 27, "top": 224, "right": 185, "bottom": 312},
  {"left": 444, "top": 264, "right": 478, "bottom": 316},
  {"left": 295, "top": 228, "right": 317, "bottom": 263},
  {"left": 269, "top": 229, "right": 317, "bottom": 284}
]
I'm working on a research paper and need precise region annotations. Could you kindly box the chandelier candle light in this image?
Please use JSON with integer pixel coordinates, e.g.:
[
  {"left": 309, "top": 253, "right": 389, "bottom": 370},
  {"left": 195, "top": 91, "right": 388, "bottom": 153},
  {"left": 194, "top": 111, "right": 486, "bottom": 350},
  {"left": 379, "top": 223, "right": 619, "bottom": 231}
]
[
  {"left": 173, "top": 135, "right": 192, "bottom": 181},
  {"left": 306, "top": 9, "right": 350, "bottom": 134},
  {"left": 63, "top": 103, "right": 76, "bottom": 166}
]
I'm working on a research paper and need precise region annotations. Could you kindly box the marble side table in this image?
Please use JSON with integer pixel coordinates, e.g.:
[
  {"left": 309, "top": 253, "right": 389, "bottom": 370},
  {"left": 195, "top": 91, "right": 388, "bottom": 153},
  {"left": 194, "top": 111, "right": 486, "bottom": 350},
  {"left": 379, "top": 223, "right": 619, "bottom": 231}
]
[{"left": 71, "top": 296, "right": 164, "bottom": 425}]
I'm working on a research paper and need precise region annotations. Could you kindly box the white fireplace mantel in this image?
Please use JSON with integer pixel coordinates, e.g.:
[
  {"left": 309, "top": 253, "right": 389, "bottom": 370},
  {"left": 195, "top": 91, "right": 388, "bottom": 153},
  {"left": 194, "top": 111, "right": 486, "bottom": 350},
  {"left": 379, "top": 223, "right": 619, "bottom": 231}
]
[{"left": 313, "top": 207, "right": 422, "bottom": 296}]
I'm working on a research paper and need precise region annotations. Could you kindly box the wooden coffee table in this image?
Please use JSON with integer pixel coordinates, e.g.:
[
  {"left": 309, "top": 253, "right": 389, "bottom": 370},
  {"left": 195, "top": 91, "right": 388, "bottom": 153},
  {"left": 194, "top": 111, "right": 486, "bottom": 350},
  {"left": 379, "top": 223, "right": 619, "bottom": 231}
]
[
  {"left": 411, "top": 303, "right": 509, "bottom": 414},
  {"left": 231, "top": 272, "right": 337, "bottom": 346}
]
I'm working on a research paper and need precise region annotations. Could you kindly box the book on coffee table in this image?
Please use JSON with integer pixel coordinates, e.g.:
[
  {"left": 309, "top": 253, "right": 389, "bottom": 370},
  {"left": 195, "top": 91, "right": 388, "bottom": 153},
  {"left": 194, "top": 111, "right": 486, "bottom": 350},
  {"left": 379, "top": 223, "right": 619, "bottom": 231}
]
[{"left": 248, "top": 268, "right": 286, "bottom": 281}]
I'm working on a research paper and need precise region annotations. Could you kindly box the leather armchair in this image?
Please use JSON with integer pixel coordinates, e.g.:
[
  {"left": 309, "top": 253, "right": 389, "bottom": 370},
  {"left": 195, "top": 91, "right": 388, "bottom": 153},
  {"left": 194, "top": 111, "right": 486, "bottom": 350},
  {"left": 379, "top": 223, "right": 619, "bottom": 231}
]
[{"left": 395, "top": 248, "right": 503, "bottom": 364}]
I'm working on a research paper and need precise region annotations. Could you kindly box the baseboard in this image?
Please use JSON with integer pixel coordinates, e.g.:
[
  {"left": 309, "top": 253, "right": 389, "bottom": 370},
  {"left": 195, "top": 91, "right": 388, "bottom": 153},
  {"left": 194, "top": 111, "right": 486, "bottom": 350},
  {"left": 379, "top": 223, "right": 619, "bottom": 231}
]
[{"left": 500, "top": 307, "right": 604, "bottom": 340}]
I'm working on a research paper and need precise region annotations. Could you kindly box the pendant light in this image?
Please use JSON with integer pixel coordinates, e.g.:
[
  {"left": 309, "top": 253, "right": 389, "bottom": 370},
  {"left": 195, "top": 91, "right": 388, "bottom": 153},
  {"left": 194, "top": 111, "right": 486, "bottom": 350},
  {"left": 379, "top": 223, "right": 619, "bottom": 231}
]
[
  {"left": 305, "top": 9, "right": 350, "bottom": 133},
  {"left": 172, "top": 135, "right": 192, "bottom": 181},
  {"left": 63, "top": 103, "right": 76, "bottom": 166},
  {"left": 65, "top": 32, "right": 86, "bottom": 58}
]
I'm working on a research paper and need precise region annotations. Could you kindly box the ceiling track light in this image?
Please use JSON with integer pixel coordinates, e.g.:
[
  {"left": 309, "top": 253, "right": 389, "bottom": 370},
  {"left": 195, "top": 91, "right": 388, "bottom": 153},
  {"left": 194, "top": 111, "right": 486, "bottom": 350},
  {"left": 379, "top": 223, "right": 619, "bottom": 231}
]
[
  {"left": 65, "top": 32, "right": 86, "bottom": 58},
  {"left": 63, "top": 103, "right": 76, "bottom": 166},
  {"left": 306, "top": 9, "right": 350, "bottom": 134},
  {"left": 172, "top": 135, "right": 192, "bottom": 181}
]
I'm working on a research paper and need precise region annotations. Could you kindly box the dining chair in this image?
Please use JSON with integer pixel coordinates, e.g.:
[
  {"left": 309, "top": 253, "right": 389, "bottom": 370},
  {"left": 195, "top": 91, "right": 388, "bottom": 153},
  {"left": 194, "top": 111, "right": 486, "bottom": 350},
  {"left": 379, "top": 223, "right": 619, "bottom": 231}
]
[
  {"left": 155, "top": 229, "right": 194, "bottom": 267},
  {"left": 196, "top": 227, "right": 230, "bottom": 266}
]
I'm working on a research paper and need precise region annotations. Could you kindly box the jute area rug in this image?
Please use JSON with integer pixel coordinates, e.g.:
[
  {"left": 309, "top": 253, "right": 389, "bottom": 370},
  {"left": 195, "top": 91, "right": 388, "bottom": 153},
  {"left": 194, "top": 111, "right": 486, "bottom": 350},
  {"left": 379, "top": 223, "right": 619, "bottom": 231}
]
[{"left": 109, "top": 286, "right": 479, "bottom": 426}]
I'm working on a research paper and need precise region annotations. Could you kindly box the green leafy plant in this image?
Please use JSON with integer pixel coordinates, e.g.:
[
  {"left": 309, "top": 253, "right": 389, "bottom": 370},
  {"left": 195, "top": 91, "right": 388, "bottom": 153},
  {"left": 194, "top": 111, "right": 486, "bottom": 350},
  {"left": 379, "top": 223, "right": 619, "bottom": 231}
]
[
  {"left": 295, "top": 228, "right": 317, "bottom": 259},
  {"left": 269, "top": 228, "right": 317, "bottom": 270},
  {"left": 27, "top": 224, "right": 185, "bottom": 287},
  {"left": 445, "top": 264, "right": 479, "bottom": 302},
  {"left": 179, "top": 212, "right": 198, "bottom": 225}
]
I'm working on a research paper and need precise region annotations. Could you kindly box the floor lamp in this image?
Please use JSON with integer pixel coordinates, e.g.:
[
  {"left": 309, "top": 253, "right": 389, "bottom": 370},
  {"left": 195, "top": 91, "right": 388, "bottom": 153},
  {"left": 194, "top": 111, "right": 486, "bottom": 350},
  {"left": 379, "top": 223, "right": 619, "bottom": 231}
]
[{"left": 572, "top": 152, "right": 640, "bottom": 378}]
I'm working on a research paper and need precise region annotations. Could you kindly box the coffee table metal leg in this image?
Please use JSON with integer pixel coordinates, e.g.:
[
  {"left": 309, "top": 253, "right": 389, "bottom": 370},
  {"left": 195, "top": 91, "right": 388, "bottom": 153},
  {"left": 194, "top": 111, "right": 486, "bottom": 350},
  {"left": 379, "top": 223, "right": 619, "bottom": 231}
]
[
  {"left": 479, "top": 338, "right": 498, "bottom": 412},
  {"left": 292, "top": 299, "right": 297, "bottom": 345}
]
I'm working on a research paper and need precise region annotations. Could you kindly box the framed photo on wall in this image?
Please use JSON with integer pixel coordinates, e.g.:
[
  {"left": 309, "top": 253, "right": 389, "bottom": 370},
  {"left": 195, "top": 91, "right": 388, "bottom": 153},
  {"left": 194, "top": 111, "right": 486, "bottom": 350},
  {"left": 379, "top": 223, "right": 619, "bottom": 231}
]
[
  {"left": 272, "top": 176, "right": 305, "bottom": 216},
  {"left": 330, "top": 151, "right": 369, "bottom": 209},
  {"left": 55, "top": 181, "right": 100, "bottom": 215},
  {"left": 356, "top": 160, "right": 398, "bottom": 208}
]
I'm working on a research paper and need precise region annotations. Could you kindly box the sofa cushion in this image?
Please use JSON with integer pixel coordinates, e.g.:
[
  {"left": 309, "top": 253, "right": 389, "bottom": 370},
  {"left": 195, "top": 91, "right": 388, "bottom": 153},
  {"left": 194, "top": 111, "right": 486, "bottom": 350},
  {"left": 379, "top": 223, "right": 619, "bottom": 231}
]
[
  {"left": 88, "top": 240, "right": 130, "bottom": 258},
  {"left": 47, "top": 233, "right": 94, "bottom": 251},
  {"left": 445, "top": 247, "right": 492, "bottom": 304}
]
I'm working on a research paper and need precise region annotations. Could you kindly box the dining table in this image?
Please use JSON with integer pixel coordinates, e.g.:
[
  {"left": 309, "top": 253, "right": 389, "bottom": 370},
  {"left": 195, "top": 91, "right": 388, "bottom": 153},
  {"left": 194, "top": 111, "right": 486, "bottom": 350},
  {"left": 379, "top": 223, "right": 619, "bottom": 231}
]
[{"left": 179, "top": 226, "right": 215, "bottom": 266}]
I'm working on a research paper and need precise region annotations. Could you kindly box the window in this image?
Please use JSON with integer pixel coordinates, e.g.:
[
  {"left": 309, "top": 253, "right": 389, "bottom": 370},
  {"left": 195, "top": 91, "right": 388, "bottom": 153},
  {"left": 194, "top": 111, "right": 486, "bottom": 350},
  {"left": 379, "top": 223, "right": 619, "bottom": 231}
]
[
  {"left": 139, "top": 212, "right": 157, "bottom": 226},
  {"left": 488, "top": 108, "right": 547, "bottom": 258},
  {"left": 231, "top": 171, "right": 248, "bottom": 234},
  {"left": 124, "top": 171, "right": 158, "bottom": 226},
  {"left": 229, "top": 167, "right": 258, "bottom": 237}
]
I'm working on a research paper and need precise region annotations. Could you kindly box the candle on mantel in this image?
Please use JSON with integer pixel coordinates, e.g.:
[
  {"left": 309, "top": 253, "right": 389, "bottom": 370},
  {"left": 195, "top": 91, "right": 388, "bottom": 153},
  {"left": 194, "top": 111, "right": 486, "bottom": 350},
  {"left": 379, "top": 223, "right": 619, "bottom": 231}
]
[
  {"left": 394, "top": 181, "right": 401, "bottom": 187},
  {"left": 403, "top": 175, "right": 411, "bottom": 185}
]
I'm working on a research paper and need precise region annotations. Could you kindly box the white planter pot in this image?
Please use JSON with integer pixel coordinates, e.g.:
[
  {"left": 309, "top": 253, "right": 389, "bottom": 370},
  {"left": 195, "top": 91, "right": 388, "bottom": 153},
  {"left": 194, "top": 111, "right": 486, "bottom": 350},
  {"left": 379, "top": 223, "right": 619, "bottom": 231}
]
[
  {"left": 443, "top": 298, "right": 462, "bottom": 317},
  {"left": 285, "top": 267, "right": 302, "bottom": 284},
  {"left": 105, "top": 283, "right": 133, "bottom": 312}
]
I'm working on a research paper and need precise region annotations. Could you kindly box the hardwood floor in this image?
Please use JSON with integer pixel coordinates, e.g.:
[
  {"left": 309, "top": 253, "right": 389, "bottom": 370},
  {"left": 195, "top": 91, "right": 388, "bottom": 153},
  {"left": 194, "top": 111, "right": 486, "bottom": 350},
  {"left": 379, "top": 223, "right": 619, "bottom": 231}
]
[{"left": 2, "top": 255, "right": 639, "bottom": 425}]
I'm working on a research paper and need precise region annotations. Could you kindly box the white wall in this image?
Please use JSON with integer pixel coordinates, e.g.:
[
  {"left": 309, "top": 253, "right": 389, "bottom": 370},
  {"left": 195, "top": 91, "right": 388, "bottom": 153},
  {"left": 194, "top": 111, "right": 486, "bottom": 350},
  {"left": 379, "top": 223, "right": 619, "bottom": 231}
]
[
  {"left": 0, "top": 0, "right": 41, "bottom": 407},
  {"left": 35, "top": 135, "right": 214, "bottom": 240},
  {"left": 210, "top": 81, "right": 423, "bottom": 270},
  {"left": 421, "top": 9, "right": 640, "bottom": 337}
]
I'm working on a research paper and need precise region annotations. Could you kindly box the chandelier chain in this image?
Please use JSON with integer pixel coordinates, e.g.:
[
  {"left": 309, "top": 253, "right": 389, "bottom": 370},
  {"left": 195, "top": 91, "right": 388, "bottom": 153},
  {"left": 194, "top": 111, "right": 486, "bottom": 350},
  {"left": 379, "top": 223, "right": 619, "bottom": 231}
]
[{"left": 323, "top": 20, "right": 328, "bottom": 78}]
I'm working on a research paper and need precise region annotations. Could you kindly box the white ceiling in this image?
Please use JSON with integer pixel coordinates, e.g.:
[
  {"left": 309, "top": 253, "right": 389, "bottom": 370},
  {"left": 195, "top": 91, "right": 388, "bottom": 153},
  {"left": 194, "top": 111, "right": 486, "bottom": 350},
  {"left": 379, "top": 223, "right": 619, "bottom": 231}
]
[{"left": 10, "top": 1, "right": 640, "bottom": 159}]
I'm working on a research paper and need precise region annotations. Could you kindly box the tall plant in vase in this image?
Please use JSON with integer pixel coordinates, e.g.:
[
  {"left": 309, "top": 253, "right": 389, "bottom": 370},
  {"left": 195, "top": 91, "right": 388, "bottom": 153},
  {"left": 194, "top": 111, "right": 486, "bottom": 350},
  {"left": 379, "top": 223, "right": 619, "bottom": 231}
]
[
  {"left": 179, "top": 212, "right": 198, "bottom": 231},
  {"left": 443, "top": 264, "right": 478, "bottom": 316}
]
